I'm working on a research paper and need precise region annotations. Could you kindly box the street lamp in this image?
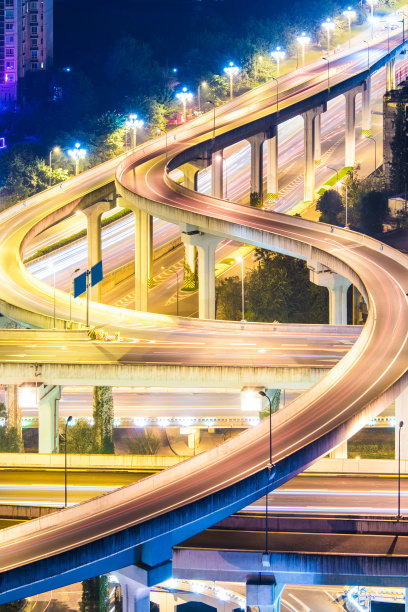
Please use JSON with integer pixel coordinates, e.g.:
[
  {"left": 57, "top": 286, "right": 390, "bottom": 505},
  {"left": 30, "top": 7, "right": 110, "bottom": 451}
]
[
  {"left": 198, "top": 81, "right": 207, "bottom": 113},
  {"left": 366, "top": 0, "right": 378, "bottom": 22},
  {"left": 325, "top": 165, "right": 339, "bottom": 191},
  {"left": 68, "top": 143, "right": 86, "bottom": 176},
  {"left": 343, "top": 7, "right": 356, "bottom": 48},
  {"left": 386, "top": 14, "right": 399, "bottom": 53},
  {"left": 48, "top": 263, "right": 56, "bottom": 328},
  {"left": 322, "top": 56, "right": 331, "bottom": 92},
  {"left": 69, "top": 267, "right": 80, "bottom": 324},
  {"left": 49, "top": 146, "right": 60, "bottom": 187},
  {"left": 365, "top": 134, "right": 377, "bottom": 171},
  {"left": 259, "top": 389, "right": 276, "bottom": 565},
  {"left": 258, "top": 391, "right": 275, "bottom": 470},
  {"left": 297, "top": 33, "right": 310, "bottom": 67},
  {"left": 65, "top": 415, "right": 73, "bottom": 508},
  {"left": 368, "top": 14, "right": 379, "bottom": 39},
  {"left": 223, "top": 62, "right": 240, "bottom": 100},
  {"left": 125, "top": 114, "right": 144, "bottom": 150},
  {"left": 176, "top": 87, "right": 193, "bottom": 121},
  {"left": 322, "top": 18, "right": 335, "bottom": 55},
  {"left": 235, "top": 256, "right": 245, "bottom": 321},
  {"left": 270, "top": 46, "right": 285, "bottom": 78}
]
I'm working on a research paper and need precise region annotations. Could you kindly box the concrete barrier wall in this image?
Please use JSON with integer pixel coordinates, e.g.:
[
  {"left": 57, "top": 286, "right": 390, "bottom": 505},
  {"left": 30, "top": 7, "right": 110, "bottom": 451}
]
[
  {"left": 0, "top": 505, "right": 57, "bottom": 520},
  {"left": 0, "top": 453, "right": 186, "bottom": 471}
]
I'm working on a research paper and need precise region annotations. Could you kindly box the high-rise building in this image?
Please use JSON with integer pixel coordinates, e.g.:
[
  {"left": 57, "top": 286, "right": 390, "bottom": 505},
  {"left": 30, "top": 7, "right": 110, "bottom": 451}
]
[{"left": 0, "top": 0, "right": 53, "bottom": 103}]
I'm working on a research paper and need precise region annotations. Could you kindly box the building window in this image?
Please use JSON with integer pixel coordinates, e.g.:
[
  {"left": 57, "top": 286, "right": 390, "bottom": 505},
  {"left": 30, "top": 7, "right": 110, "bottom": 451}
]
[
  {"left": 5, "top": 35, "right": 14, "bottom": 43},
  {"left": 32, "top": 39, "right": 37, "bottom": 47},
  {"left": 5, "top": 24, "right": 14, "bottom": 31},
  {"left": 5, "top": 61, "right": 15, "bottom": 70},
  {"left": 31, "top": 62, "right": 37, "bottom": 70},
  {"left": 5, "top": 0, "right": 14, "bottom": 6},
  {"left": 5, "top": 48, "right": 15, "bottom": 57},
  {"left": 6, "top": 73, "right": 15, "bottom": 82},
  {"left": 31, "top": 50, "right": 38, "bottom": 59},
  {"left": 30, "top": 1, "right": 37, "bottom": 7},
  {"left": 31, "top": 26, "right": 37, "bottom": 34},
  {"left": 5, "top": 10, "right": 14, "bottom": 19}
]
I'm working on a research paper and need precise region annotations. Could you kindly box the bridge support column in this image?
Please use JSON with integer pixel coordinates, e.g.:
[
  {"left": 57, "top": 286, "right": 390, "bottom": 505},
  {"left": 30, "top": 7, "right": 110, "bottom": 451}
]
[
  {"left": 116, "top": 562, "right": 172, "bottom": 612},
  {"left": 134, "top": 208, "right": 153, "bottom": 311},
  {"left": 211, "top": 151, "right": 224, "bottom": 199},
  {"left": 302, "top": 106, "right": 324, "bottom": 201},
  {"left": 314, "top": 113, "right": 321, "bottom": 166},
  {"left": 267, "top": 131, "right": 278, "bottom": 202},
  {"left": 38, "top": 385, "right": 61, "bottom": 454},
  {"left": 82, "top": 201, "right": 113, "bottom": 301},
  {"left": 362, "top": 77, "right": 372, "bottom": 137},
  {"left": 247, "top": 575, "right": 284, "bottom": 612},
  {"left": 386, "top": 58, "right": 396, "bottom": 92},
  {"left": 344, "top": 88, "right": 359, "bottom": 168},
  {"left": 330, "top": 441, "right": 348, "bottom": 459},
  {"left": 180, "top": 163, "right": 199, "bottom": 191},
  {"left": 181, "top": 229, "right": 221, "bottom": 319},
  {"left": 248, "top": 134, "right": 265, "bottom": 207},
  {"left": 395, "top": 388, "right": 408, "bottom": 461},
  {"left": 309, "top": 265, "right": 351, "bottom": 325}
]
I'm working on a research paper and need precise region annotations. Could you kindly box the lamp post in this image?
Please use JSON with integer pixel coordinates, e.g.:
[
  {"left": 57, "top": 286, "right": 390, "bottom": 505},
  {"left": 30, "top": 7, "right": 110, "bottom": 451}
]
[
  {"left": 270, "top": 46, "right": 285, "bottom": 78},
  {"left": 322, "top": 18, "right": 335, "bottom": 55},
  {"left": 235, "top": 256, "right": 245, "bottom": 321},
  {"left": 125, "top": 114, "right": 144, "bottom": 150},
  {"left": 322, "top": 57, "right": 331, "bottom": 92},
  {"left": 343, "top": 7, "right": 356, "bottom": 48},
  {"left": 297, "top": 33, "right": 310, "bottom": 67},
  {"left": 398, "top": 420, "right": 404, "bottom": 521},
  {"left": 362, "top": 40, "right": 370, "bottom": 71},
  {"left": 365, "top": 134, "right": 377, "bottom": 171},
  {"left": 198, "top": 81, "right": 207, "bottom": 113},
  {"left": 69, "top": 267, "right": 80, "bottom": 324},
  {"left": 271, "top": 76, "right": 279, "bottom": 112},
  {"left": 49, "top": 146, "right": 60, "bottom": 187},
  {"left": 65, "top": 415, "right": 73, "bottom": 508},
  {"left": 68, "top": 143, "right": 86, "bottom": 176},
  {"left": 48, "top": 263, "right": 56, "bottom": 328},
  {"left": 176, "top": 87, "right": 193, "bottom": 121},
  {"left": 208, "top": 100, "right": 216, "bottom": 140},
  {"left": 345, "top": 184, "right": 349, "bottom": 227},
  {"left": 366, "top": 0, "right": 378, "bottom": 24},
  {"left": 224, "top": 62, "right": 240, "bottom": 100},
  {"left": 326, "top": 165, "right": 339, "bottom": 191},
  {"left": 259, "top": 389, "right": 276, "bottom": 564}
]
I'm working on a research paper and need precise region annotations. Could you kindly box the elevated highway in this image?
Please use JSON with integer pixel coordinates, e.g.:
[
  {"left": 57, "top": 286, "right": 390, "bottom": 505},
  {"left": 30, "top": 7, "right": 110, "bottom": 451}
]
[{"left": 0, "top": 29, "right": 406, "bottom": 605}]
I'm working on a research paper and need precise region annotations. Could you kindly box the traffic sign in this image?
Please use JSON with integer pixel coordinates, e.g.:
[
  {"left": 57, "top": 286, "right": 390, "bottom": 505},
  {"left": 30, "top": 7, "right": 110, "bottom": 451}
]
[
  {"left": 74, "top": 271, "right": 87, "bottom": 298},
  {"left": 91, "top": 261, "right": 103, "bottom": 287}
]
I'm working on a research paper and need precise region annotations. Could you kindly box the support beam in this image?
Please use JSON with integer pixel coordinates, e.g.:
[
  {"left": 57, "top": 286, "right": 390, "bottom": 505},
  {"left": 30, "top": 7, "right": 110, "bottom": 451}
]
[
  {"left": 246, "top": 575, "right": 284, "bottom": 612},
  {"left": 82, "top": 201, "right": 113, "bottom": 301},
  {"left": 116, "top": 563, "right": 172, "bottom": 612},
  {"left": 134, "top": 209, "right": 152, "bottom": 311},
  {"left": 38, "top": 385, "right": 61, "bottom": 454},
  {"left": 309, "top": 265, "right": 351, "bottom": 325},
  {"left": 344, "top": 89, "right": 358, "bottom": 168},
  {"left": 181, "top": 230, "right": 221, "bottom": 319},
  {"left": 248, "top": 134, "right": 265, "bottom": 207},
  {"left": 267, "top": 132, "right": 279, "bottom": 202},
  {"left": 386, "top": 58, "right": 396, "bottom": 92},
  {"left": 302, "top": 107, "right": 324, "bottom": 201},
  {"left": 211, "top": 151, "right": 223, "bottom": 199},
  {"left": 314, "top": 113, "right": 321, "bottom": 166},
  {"left": 362, "top": 76, "right": 372, "bottom": 137},
  {"left": 395, "top": 388, "right": 408, "bottom": 460}
]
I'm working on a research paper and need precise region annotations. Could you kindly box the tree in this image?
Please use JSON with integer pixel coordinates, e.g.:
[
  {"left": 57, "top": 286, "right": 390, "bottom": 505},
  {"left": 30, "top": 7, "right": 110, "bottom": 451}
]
[
  {"left": 126, "top": 430, "right": 160, "bottom": 455},
  {"left": 215, "top": 275, "right": 242, "bottom": 320},
  {"left": 61, "top": 418, "right": 95, "bottom": 454},
  {"left": 93, "top": 387, "right": 114, "bottom": 454},
  {"left": 81, "top": 576, "right": 109, "bottom": 612},
  {"left": 359, "top": 191, "right": 388, "bottom": 236},
  {"left": 316, "top": 189, "right": 344, "bottom": 224},
  {"left": 390, "top": 101, "right": 408, "bottom": 194}
]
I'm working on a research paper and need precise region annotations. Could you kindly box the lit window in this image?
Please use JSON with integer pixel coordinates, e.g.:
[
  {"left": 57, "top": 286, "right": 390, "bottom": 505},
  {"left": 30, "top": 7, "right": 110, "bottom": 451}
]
[
  {"left": 6, "top": 74, "right": 15, "bottom": 82},
  {"left": 5, "top": 10, "right": 14, "bottom": 19},
  {"left": 5, "top": 48, "right": 15, "bottom": 57},
  {"left": 31, "top": 50, "right": 38, "bottom": 58},
  {"left": 5, "top": 35, "right": 14, "bottom": 43},
  {"left": 5, "top": 61, "right": 14, "bottom": 70}
]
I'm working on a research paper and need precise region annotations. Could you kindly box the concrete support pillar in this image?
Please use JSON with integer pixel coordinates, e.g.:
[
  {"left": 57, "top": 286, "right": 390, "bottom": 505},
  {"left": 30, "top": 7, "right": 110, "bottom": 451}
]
[
  {"left": 247, "top": 576, "right": 285, "bottom": 612},
  {"left": 386, "top": 58, "right": 396, "bottom": 92},
  {"left": 267, "top": 132, "right": 278, "bottom": 202},
  {"left": 184, "top": 243, "right": 197, "bottom": 289},
  {"left": 6, "top": 384, "right": 21, "bottom": 435},
  {"left": 116, "top": 563, "right": 171, "bottom": 612},
  {"left": 211, "top": 151, "right": 223, "bottom": 199},
  {"left": 82, "top": 201, "right": 113, "bottom": 301},
  {"left": 344, "top": 89, "right": 357, "bottom": 168},
  {"left": 330, "top": 441, "right": 348, "bottom": 459},
  {"left": 181, "top": 230, "right": 221, "bottom": 319},
  {"left": 395, "top": 388, "right": 408, "bottom": 461},
  {"left": 309, "top": 265, "right": 351, "bottom": 325},
  {"left": 302, "top": 108, "right": 325, "bottom": 202},
  {"left": 180, "top": 163, "right": 199, "bottom": 191},
  {"left": 314, "top": 113, "right": 321, "bottom": 166},
  {"left": 248, "top": 134, "right": 265, "bottom": 207},
  {"left": 134, "top": 208, "right": 152, "bottom": 311},
  {"left": 362, "top": 77, "right": 372, "bottom": 137},
  {"left": 38, "top": 385, "right": 61, "bottom": 454}
]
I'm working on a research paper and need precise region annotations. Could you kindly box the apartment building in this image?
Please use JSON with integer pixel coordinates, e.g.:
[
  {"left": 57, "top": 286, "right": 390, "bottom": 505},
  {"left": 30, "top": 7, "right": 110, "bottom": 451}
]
[{"left": 0, "top": 0, "right": 53, "bottom": 102}]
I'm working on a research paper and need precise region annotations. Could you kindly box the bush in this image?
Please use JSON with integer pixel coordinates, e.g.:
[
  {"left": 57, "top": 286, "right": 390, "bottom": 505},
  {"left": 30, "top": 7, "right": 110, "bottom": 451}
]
[
  {"left": 126, "top": 430, "right": 160, "bottom": 455},
  {"left": 61, "top": 418, "right": 95, "bottom": 454},
  {"left": 0, "top": 427, "right": 23, "bottom": 452}
]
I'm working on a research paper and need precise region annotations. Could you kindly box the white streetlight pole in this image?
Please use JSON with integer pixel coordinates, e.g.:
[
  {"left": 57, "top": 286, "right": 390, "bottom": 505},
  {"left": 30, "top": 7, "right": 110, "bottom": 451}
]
[
  {"left": 198, "top": 81, "right": 207, "bottom": 113},
  {"left": 49, "top": 146, "right": 60, "bottom": 187},
  {"left": 236, "top": 256, "right": 245, "bottom": 321},
  {"left": 296, "top": 33, "right": 310, "bottom": 67},
  {"left": 68, "top": 143, "right": 86, "bottom": 176},
  {"left": 223, "top": 62, "right": 240, "bottom": 100},
  {"left": 176, "top": 87, "right": 193, "bottom": 121},
  {"left": 343, "top": 7, "right": 356, "bottom": 48},
  {"left": 366, "top": 0, "right": 378, "bottom": 38},
  {"left": 270, "top": 47, "right": 285, "bottom": 78},
  {"left": 126, "top": 114, "right": 144, "bottom": 150},
  {"left": 321, "top": 18, "right": 335, "bottom": 55}
]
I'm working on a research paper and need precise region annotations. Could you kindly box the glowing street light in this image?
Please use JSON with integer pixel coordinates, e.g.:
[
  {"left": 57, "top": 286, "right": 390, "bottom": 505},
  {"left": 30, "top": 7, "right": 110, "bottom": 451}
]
[
  {"left": 176, "top": 87, "right": 193, "bottom": 120},
  {"left": 297, "top": 33, "right": 310, "bottom": 67},
  {"left": 68, "top": 143, "right": 86, "bottom": 176},
  {"left": 270, "top": 46, "right": 285, "bottom": 77},
  {"left": 366, "top": 0, "right": 378, "bottom": 21},
  {"left": 198, "top": 81, "right": 207, "bottom": 113},
  {"left": 322, "top": 18, "right": 336, "bottom": 55},
  {"left": 125, "top": 114, "right": 144, "bottom": 150},
  {"left": 49, "top": 146, "right": 60, "bottom": 187},
  {"left": 343, "top": 7, "right": 356, "bottom": 47},
  {"left": 223, "top": 62, "right": 240, "bottom": 100}
]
